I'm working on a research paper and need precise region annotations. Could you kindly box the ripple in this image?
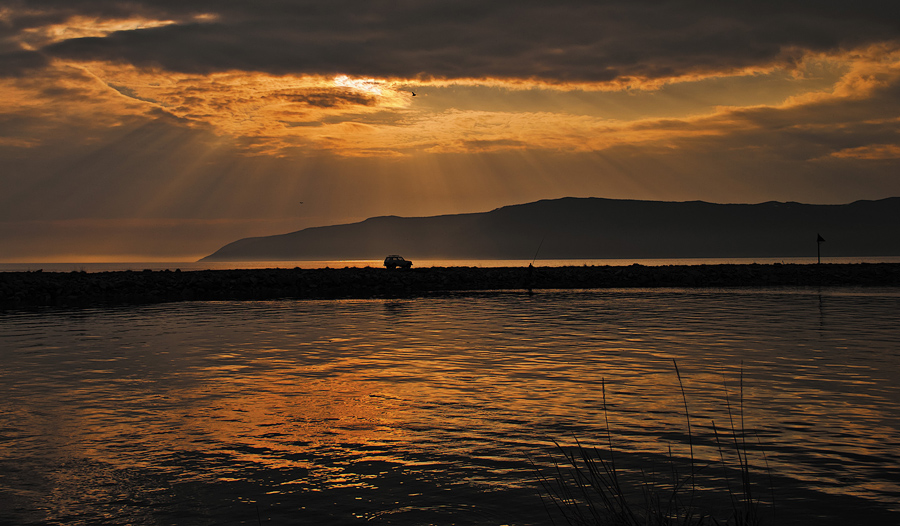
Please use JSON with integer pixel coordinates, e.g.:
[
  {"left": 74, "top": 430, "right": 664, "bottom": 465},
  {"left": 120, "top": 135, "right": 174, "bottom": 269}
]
[{"left": 1, "top": 288, "right": 899, "bottom": 524}]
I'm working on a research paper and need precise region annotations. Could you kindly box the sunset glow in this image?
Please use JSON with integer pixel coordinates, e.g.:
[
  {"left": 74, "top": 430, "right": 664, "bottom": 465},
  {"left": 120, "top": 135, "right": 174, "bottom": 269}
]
[
  {"left": 4, "top": 6, "right": 900, "bottom": 525},
  {"left": 1, "top": 2, "right": 899, "bottom": 261}
]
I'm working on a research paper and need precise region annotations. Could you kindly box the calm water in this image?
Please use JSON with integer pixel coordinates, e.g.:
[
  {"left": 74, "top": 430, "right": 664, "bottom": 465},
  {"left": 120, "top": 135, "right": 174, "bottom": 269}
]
[{"left": 1, "top": 288, "right": 899, "bottom": 525}]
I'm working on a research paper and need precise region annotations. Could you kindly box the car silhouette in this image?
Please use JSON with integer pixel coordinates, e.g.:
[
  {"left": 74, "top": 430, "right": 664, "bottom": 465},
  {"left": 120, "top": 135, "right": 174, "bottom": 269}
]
[{"left": 383, "top": 255, "right": 413, "bottom": 269}]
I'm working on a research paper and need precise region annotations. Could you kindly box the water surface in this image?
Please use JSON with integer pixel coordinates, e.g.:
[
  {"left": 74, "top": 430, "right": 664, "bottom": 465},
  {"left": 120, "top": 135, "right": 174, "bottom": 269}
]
[{"left": 1, "top": 288, "right": 899, "bottom": 525}]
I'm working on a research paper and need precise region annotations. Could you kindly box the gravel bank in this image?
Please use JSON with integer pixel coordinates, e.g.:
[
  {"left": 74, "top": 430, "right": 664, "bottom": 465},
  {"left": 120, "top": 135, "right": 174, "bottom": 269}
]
[{"left": 2, "top": 263, "right": 899, "bottom": 309}]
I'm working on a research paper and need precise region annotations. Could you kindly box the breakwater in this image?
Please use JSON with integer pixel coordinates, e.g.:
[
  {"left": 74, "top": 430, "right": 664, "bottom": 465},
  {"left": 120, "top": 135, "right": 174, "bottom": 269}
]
[{"left": 2, "top": 263, "right": 900, "bottom": 308}]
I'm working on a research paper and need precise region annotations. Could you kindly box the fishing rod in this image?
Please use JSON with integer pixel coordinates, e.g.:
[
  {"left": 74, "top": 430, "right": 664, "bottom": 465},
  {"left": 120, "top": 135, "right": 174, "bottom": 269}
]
[{"left": 531, "top": 237, "right": 544, "bottom": 266}]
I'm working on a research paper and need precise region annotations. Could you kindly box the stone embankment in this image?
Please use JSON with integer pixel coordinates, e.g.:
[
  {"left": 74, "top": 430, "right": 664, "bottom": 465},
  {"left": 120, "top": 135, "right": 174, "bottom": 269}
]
[{"left": 2, "top": 263, "right": 899, "bottom": 308}]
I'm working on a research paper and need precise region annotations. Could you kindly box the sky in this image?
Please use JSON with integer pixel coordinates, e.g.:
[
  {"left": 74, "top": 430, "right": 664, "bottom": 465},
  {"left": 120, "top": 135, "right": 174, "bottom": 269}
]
[{"left": 2, "top": 1, "right": 899, "bottom": 262}]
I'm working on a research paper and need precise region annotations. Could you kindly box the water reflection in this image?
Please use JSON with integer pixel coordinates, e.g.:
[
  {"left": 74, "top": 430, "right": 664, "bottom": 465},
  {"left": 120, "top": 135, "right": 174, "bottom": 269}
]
[{"left": 1, "top": 289, "right": 899, "bottom": 524}]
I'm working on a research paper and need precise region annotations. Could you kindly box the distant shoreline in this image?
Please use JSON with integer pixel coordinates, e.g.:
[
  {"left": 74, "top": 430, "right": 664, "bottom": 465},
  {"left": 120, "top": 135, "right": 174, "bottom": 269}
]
[
  {"left": 3, "top": 263, "right": 900, "bottom": 309},
  {"left": 5, "top": 256, "right": 900, "bottom": 273}
]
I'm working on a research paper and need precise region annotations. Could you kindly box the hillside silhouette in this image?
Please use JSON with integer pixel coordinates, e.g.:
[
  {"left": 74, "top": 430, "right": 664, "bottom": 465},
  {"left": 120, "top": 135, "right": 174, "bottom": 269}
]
[{"left": 200, "top": 197, "right": 900, "bottom": 261}]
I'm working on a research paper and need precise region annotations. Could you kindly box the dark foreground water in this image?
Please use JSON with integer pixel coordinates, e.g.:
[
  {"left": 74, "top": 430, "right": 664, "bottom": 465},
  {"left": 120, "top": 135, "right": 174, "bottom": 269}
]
[{"left": 1, "top": 288, "right": 899, "bottom": 525}]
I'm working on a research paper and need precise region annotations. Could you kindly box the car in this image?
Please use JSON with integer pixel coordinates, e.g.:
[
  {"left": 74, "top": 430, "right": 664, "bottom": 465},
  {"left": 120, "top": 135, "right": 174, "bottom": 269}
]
[{"left": 383, "top": 255, "right": 413, "bottom": 269}]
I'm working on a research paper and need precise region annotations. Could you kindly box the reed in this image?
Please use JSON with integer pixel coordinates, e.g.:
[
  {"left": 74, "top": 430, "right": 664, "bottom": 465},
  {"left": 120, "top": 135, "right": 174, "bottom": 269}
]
[{"left": 532, "top": 362, "right": 772, "bottom": 526}]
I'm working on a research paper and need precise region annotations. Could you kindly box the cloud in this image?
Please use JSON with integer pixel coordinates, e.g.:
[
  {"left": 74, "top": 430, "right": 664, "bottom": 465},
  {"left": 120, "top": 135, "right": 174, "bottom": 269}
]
[
  {"left": 3, "top": 45, "right": 899, "bottom": 162},
  {"left": 827, "top": 144, "right": 900, "bottom": 160},
  {"left": 2, "top": 1, "right": 900, "bottom": 261},
  {"left": 268, "top": 89, "right": 376, "bottom": 109},
  {"left": 3, "top": 37, "right": 898, "bottom": 160},
  {"left": 0, "top": 50, "right": 49, "bottom": 77},
  {"left": 0, "top": 1, "right": 890, "bottom": 84}
]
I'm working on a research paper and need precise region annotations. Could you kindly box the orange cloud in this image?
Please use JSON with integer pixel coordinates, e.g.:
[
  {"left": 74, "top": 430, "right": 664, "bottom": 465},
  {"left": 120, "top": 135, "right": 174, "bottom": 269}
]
[
  {"left": 828, "top": 144, "right": 900, "bottom": 160},
  {"left": 0, "top": 64, "right": 152, "bottom": 147},
  {"left": 18, "top": 17, "right": 178, "bottom": 50},
  {"left": 3, "top": 43, "right": 898, "bottom": 159}
]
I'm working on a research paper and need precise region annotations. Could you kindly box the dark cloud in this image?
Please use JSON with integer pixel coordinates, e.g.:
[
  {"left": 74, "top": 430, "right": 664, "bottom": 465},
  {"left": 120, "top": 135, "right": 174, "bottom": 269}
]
[
  {"left": 0, "top": 50, "right": 48, "bottom": 77},
  {"left": 724, "top": 79, "right": 900, "bottom": 157},
  {"left": 639, "top": 77, "right": 900, "bottom": 169},
  {"left": 267, "top": 89, "right": 376, "bottom": 108},
  {"left": 321, "top": 111, "right": 411, "bottom": 126},
  {"left": 13, "top": 1, "right": 896, "bottom": 82},
  {"left": 283, "top": 120, "right": 324, "bottom": 128}
]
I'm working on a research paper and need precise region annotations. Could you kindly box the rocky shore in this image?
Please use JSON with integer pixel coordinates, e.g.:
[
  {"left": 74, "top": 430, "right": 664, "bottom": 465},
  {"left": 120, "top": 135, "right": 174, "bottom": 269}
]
[{"left": 2, "top": 263, "right": 900, "bottom": 309}]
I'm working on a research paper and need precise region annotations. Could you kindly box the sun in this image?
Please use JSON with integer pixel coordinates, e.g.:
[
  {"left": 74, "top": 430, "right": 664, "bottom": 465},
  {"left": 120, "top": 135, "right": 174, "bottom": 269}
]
[
  {"left": 333, "top": 75, "right": 385, "bottom": 96},
  {"left": 333, "top": 75, "right": 412, "bottom": 109}
]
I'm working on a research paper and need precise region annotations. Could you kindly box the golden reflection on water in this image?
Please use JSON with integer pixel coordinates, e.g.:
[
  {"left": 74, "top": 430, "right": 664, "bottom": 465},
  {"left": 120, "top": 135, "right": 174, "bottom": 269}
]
[{"left": 1, "top": 289, "right": 900, "bottom": 524}]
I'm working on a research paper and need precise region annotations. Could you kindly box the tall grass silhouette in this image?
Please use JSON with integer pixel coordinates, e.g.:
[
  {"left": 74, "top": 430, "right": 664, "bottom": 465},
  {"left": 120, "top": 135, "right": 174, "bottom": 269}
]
[{"left": 532, "top": 361, "right": 773, "bottom": 526}]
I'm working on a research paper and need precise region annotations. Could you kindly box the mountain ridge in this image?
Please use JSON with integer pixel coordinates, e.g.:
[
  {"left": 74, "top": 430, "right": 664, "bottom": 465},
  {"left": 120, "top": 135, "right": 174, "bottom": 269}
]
[{"left": 200, "top": 197, "right": 900, "bottom": 261}]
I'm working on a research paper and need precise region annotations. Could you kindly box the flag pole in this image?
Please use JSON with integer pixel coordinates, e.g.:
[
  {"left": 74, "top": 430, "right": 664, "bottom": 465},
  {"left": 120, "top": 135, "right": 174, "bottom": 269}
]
[{"left": 817, "top": 234, "right": 825, "bottom": 264}]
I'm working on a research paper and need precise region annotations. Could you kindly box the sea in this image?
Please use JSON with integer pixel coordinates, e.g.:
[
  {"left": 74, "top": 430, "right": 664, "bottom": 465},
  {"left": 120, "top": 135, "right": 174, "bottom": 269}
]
[{"left": 2, "top": 259, "right": 900, "bottom": 525}]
